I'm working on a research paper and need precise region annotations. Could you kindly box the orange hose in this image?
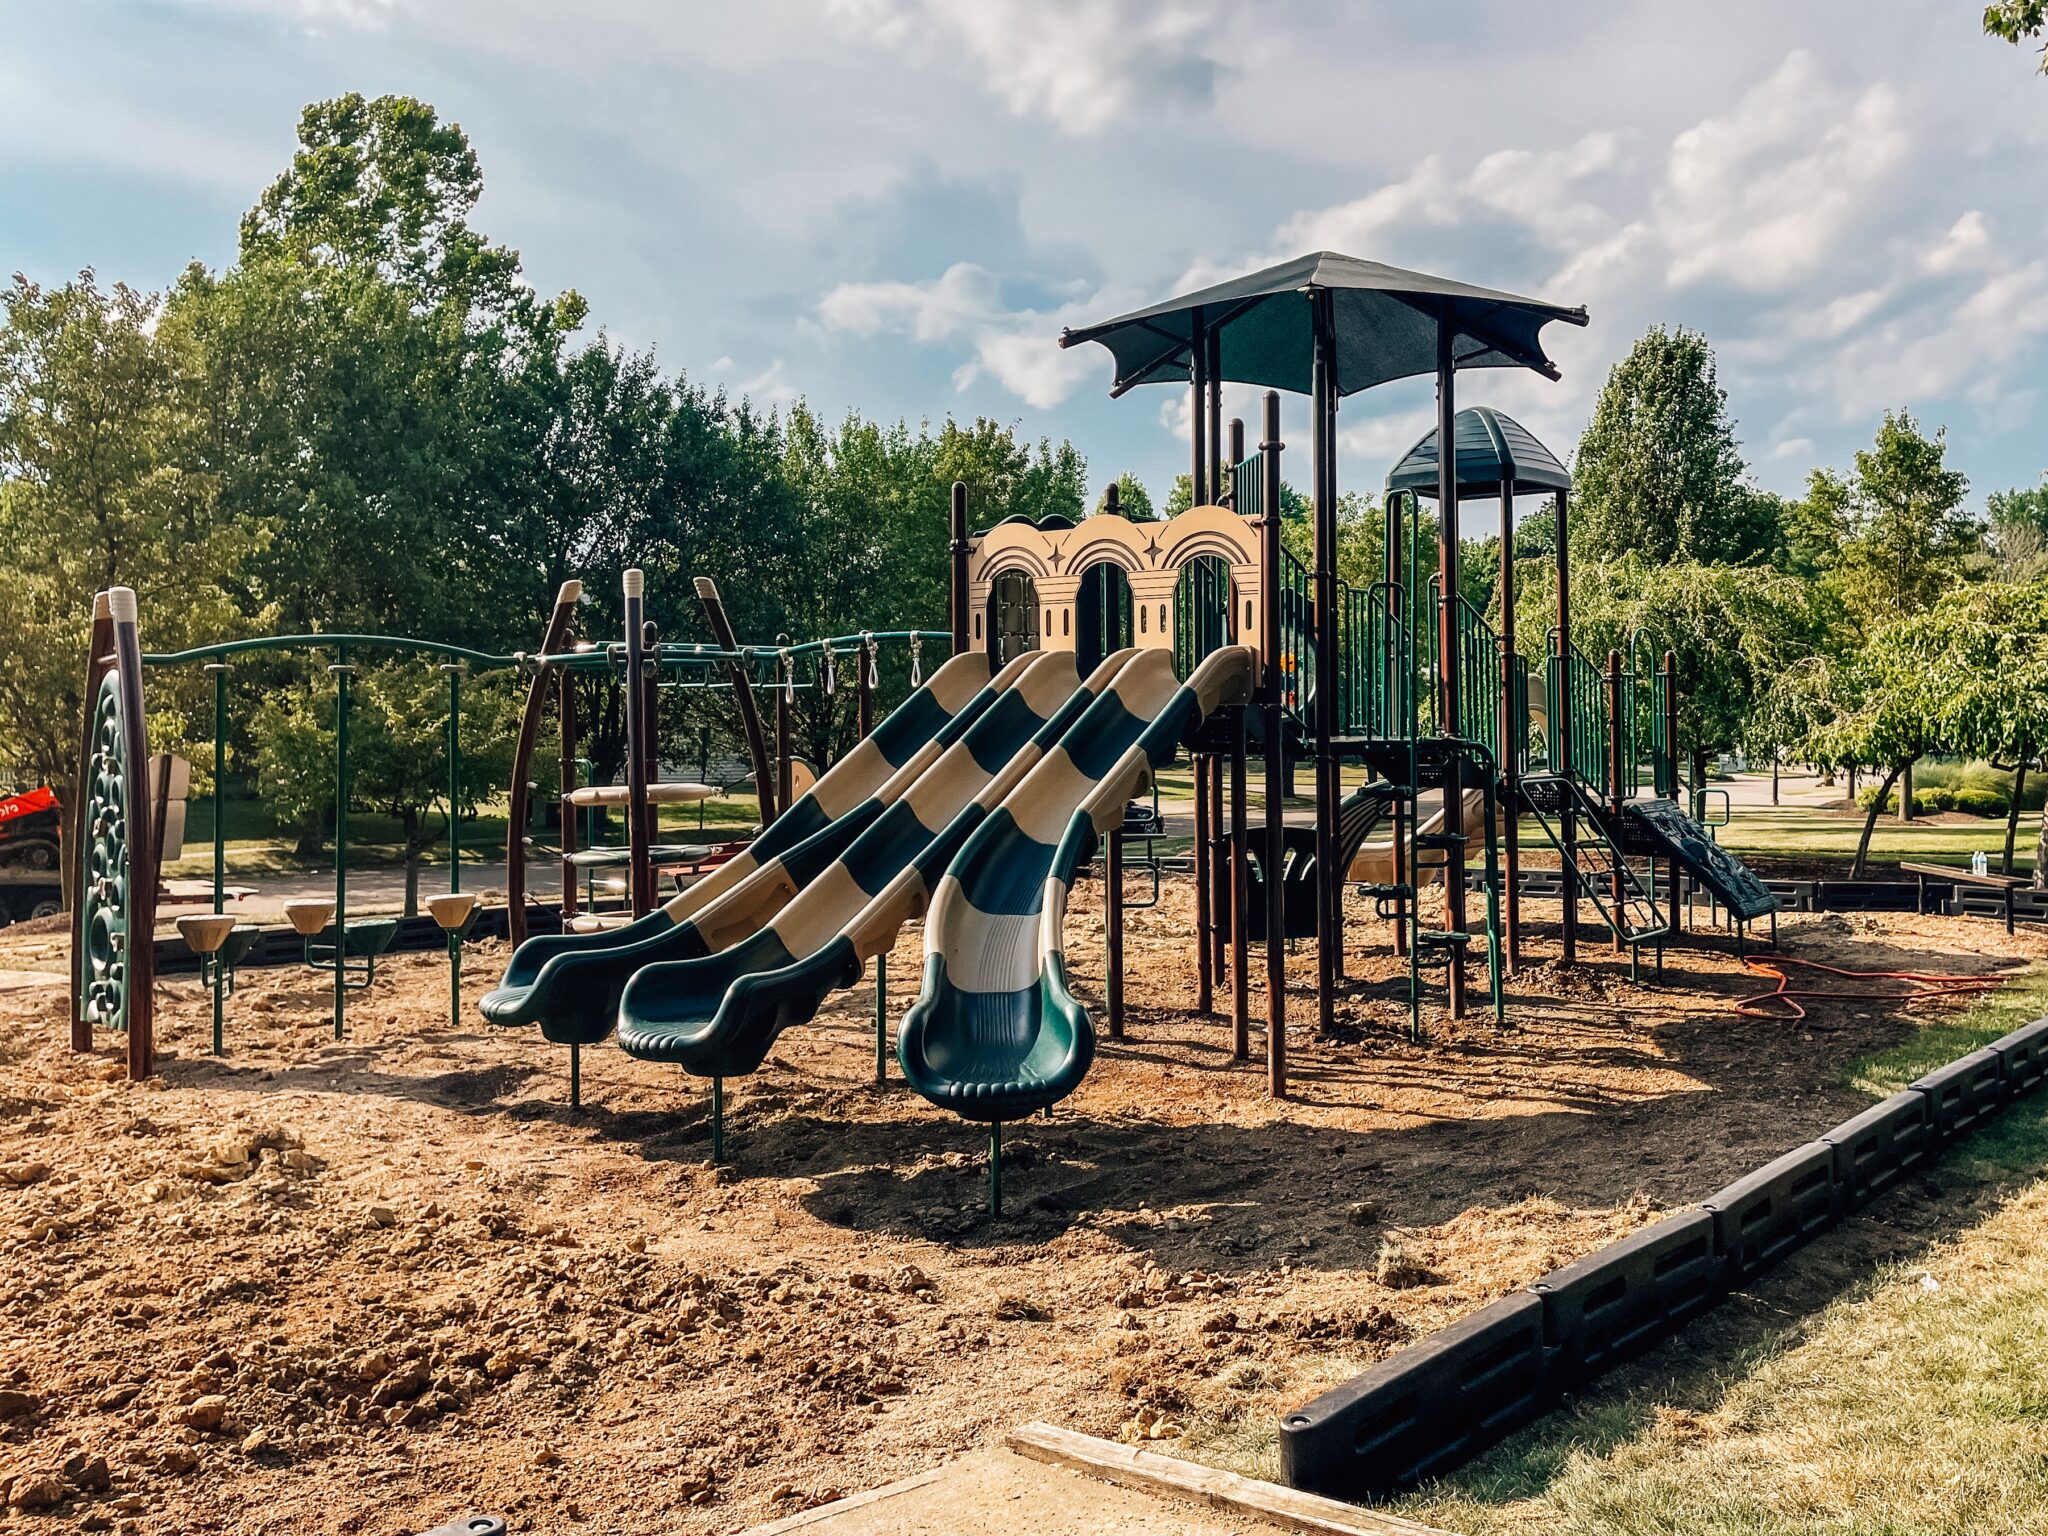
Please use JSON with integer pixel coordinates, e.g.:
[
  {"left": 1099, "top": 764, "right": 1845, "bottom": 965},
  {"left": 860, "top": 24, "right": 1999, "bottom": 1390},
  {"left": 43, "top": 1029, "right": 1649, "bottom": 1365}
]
[{"left": 1735, "top": 953, "right": 2005, "bottom": 1022}]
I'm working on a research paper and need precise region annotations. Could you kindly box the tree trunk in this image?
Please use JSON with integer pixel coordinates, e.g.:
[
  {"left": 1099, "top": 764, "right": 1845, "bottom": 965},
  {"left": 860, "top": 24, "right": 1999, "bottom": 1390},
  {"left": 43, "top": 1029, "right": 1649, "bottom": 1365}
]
[
  {"left": 2004, "top": 756, "right": 2029, "bottom": 876},
  {"left": 2036, "top": 797, "right": 2047, "bottom": 892},
  {"left": 1853, "top": 761, "right": 1908, "bottom": 878},
  {"left": 401, "top": 807, "right": 423, "bottom": 918},
  {"left": 1899, "top": 760, "right": 1914, "bottom": 824},
  {"left": 1689, "top": 747, "right": 1709, "bottom": 819}
]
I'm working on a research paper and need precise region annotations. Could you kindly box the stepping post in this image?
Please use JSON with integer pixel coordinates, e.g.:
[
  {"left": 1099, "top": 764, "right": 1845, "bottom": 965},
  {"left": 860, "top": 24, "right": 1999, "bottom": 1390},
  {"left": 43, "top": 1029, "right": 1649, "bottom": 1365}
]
[
  {"left": 989, "top": 1120, "right": 1002, "bottom": 1217},
  {"left": 711, "top": 1076, "right": 725, "bottom": 1164},
  {"left": 569, "top": 1042, "right": 581, "bottom": 1110},
  {"left": 874, "top": 954, "right": 888, "bottom": 1085}
]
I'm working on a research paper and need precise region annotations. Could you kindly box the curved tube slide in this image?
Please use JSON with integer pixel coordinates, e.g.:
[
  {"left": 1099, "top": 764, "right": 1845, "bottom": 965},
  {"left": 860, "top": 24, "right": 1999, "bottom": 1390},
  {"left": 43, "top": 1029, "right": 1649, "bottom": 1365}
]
[
  {"left": 899, "top": 646, "right": 1256, "bottom": 1123},
  {"left": 480, "top": 650, "right": 995, "bottom": 1045},
  {"left": 614, "top": 649, "right": 1130, "bottom": 1076}
]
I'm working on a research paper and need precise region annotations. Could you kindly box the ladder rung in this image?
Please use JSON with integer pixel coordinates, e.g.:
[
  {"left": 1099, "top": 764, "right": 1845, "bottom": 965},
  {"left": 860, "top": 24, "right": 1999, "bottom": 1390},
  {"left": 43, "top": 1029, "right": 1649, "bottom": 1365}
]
[{"left": 1414, "top": 929, "right": 1474, "bottom": 947}]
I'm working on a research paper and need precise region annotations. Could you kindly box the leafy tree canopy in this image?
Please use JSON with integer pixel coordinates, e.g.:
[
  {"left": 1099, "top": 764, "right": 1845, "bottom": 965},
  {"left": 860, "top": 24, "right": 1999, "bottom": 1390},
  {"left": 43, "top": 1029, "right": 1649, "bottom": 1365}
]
[
  {"left": 1571, "top": 325, "right": 1774, "bottom": 565},
  {"left": 1985, "top": 0, "right": 2048, "bottom": 69}
]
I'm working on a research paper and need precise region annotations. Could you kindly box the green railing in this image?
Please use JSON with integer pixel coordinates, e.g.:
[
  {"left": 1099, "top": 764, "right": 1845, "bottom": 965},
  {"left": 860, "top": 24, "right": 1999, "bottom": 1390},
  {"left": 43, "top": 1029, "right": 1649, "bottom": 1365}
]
[
  {"left": 1277, "top": 547, "right": 1313, "bottom": 718},
  {"left": 1628, "top": 632, "right": 1676, "bottom": 800},
  {"left": 1507, "top": 652, "right": 1531, "bottom": 777},
  {"left": 1546, "top": 639, "right": 1608, "bottom": 792},
  {"left": 1231, "top": 452, "right": 1263, "bottom": 522},
  {"left": 1427, "top": 579, "right": 1503, "bottom": 762},
  {"left": 1338, "top": 582, "right": 1413, "bottom": 739},
  {"left": 1174, "top": 556, "right": 1233, "bottom": 681}
]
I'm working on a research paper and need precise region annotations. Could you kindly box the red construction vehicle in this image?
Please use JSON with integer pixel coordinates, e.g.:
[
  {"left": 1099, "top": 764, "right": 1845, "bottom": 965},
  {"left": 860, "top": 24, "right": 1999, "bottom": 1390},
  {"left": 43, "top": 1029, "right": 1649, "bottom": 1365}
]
[{"left": 0, "top": 785, "right": 63, "bottom": 924}]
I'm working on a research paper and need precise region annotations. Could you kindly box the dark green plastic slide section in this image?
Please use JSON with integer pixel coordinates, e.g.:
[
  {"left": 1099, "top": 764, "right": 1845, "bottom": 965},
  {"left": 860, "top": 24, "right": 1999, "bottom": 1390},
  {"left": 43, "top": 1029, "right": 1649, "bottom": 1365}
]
[
  {"left": 1622, "top": 797, "right": 1779, "bottom": 921},
  {"left": 614, "top": 649, "right": 1115, "bottom": 1077},
  {"left": 478, "top": 650, "right": 996, "bottom": 1045},
  {"left": 899, "top": 646, "right": 1256, "bottom": 1124}
]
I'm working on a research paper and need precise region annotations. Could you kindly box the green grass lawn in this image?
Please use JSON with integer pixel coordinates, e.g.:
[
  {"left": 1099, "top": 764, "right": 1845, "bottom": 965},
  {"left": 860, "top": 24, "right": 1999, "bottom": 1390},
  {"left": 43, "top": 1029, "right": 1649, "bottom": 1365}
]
[
  {"left": 1718, "top": 804, "right": 2037, "bottom": 877},
  {"left": 1396, "top": 965, "right": 2048, "bottom": 1536}
]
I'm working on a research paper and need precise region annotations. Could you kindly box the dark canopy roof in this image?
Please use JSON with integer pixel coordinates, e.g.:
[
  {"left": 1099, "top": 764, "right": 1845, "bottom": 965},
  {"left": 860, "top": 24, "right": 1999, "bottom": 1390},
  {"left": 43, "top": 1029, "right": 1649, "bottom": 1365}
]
[
  {"left": 1386, "top": 407, "right": 1571, "bottom": 500},
  {"left": 1059, "top": 251, "right": 1587, "bottom": 398}
]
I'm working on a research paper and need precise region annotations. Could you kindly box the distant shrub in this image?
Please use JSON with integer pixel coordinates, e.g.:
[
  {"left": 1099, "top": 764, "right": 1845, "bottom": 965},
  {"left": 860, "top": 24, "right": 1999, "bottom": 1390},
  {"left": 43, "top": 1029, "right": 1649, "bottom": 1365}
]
[
  {"left": 1857, "top": 786, "right": 1897, "bottom": 813},
  {"left": 1916, "top": 786, "right": 1956, "bottom": 814},
  {"left": 1955, "top": 788, "right": 2008, "bottom": 817},
  {"left": 1915, "top": 760, "right": 1966, "bottom": 791},
  {"left": 1960, "top": 761, "right": 2011, "bottom": 797}
]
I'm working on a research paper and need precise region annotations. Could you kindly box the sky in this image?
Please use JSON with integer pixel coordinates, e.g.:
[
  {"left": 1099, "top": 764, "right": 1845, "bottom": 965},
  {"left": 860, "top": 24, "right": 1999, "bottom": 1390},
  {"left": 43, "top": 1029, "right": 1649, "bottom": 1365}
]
[{"left": 6, "top": 0, "right": 2048, "bottom": 515}]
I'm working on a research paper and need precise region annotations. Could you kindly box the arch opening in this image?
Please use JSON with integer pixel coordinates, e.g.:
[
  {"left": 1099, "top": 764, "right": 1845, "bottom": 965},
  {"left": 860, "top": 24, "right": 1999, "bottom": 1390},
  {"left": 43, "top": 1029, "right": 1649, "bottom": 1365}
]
[
  {"left": 1074, "top": 561, "right": 1132, "bottom": 676},
  {"left": 1173, "top": 554, "right": 1233, "bottom": 681},
  {"left": 987, "top": 569, "right": 1040, "bottom": 667}
]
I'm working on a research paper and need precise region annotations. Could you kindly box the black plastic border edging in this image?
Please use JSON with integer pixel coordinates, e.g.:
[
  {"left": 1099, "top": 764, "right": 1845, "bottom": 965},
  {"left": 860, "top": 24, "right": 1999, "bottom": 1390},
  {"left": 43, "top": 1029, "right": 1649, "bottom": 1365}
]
[{"left": 1277, "top": 1012, "right": 2048, "bottom": 1502}]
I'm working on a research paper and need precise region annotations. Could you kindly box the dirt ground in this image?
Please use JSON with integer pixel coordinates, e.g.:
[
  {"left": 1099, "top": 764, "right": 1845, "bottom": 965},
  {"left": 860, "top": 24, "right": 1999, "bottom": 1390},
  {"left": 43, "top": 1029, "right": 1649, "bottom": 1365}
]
[{"left": 0, "top": 880, "right": 2040, "bottom": 1536}]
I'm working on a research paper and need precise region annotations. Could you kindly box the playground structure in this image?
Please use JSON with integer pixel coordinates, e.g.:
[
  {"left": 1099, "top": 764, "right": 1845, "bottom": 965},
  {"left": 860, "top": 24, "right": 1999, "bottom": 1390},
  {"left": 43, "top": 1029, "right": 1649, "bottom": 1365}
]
[
  {"left": 61, "top": 577, "right": 941, "bottom": 1081},
  {"left": 67, "top": 252, "right": 1779, "bottom": 1215}
]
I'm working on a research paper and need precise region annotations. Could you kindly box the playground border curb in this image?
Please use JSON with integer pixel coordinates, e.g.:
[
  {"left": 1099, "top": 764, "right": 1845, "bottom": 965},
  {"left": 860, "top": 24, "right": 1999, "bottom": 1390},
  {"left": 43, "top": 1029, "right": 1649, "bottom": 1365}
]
[{"left": 1278, "top": 1012, "right": 2048, "bottom": 1502}]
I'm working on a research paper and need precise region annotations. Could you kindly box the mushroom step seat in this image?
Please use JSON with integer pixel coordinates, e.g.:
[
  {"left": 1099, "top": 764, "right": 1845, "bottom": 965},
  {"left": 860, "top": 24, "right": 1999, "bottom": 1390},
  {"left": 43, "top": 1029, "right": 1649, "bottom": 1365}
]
[
  {"left": 613, "top": 648, "right": 1117, "bottom": 1083},
  {"left": 478, "top": 650, "right": 995, "bottom": 1049},
  {"left": 897, "top": 645, "right": 1256, "bottom": 1195}
]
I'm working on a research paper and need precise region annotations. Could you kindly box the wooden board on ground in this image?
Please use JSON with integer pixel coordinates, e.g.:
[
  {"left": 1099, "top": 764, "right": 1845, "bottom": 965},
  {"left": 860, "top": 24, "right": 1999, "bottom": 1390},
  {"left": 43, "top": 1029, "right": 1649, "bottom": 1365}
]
[{"left": 740, "top": 1425, "right": 1448, "bottom": 1536}]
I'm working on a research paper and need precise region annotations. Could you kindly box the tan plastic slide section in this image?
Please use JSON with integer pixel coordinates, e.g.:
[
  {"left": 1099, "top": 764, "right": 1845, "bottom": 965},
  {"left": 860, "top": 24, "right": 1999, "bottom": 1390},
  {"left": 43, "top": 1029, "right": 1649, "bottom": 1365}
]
[
  {"left": 688, "top": 650, "right": 1081, "bottom": 957},
  {"left": 1347, "top": 786, "right": 1496, "bottom": 886}
]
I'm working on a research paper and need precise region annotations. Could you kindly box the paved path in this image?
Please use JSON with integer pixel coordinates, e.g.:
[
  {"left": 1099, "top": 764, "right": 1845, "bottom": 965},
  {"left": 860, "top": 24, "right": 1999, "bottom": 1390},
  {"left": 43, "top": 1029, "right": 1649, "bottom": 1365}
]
[{"left": 743, "top": 1426, "right": 1441, "bottom": 1536}]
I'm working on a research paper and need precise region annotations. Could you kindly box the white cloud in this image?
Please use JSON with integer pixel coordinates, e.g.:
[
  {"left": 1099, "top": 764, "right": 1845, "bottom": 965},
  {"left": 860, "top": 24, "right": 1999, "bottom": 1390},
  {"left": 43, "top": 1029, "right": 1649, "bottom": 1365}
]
[
  {"left": 817, "top": 261, "right": 1098, "bottom": 408},
  {"left": 826, "top": 0, "right": 1228, "bottom": 134},
  {"left": 1925, "top": 210, "right": 1993, "bottom": 274},
  {"left": 1277, "top": 132, "right": 1627, "bottom": 259},
  {"left": 1658, "top": 51, "right": 1906, "bottom": 290},
  {"left": 955, "top": 322, "right": 1097, "bottom": 409},
  {"left": 817, "top": 262, "right": 1002, "bottom": 342},
  {"left": 182, "top": 0, "right": 398, "bottom": 29},
  {"left": 1256, "top": 46, "right": 2048, "bottom": 458},
  {"left": 736, "top": 358, "right": 798, "bottom": 407}
]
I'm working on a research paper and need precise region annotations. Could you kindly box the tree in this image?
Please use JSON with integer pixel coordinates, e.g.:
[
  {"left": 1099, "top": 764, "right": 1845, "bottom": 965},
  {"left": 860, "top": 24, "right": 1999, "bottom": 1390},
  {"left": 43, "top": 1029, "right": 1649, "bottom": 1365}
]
[
  {"left": 1923, "top": 578, "right": 2048, "bottom": 882},
  {"left": 0, "top": 272, "right": 257, "bottom": 784},
  {"left": 1988, "top": 483, "right": 2048, "bottom": 581},
  {"left": 1097, "top": 471, "right": 1154, "bottom": 520},
  {"left": 1808, "top": 609, "right": 1957, "bottom": 876},
  {"left": 1571, "top": 326, "right": 1771, "bottom": 565},
  {"left": 1832, "top": 410, "right": 1978, "bottom": 625},
  {"left": 1985, "top": 0, "right": 2048, "bottom": 70},
  {"left": 168, "top": 93, "right": 588, "bottom": 645},
  {"left": 1563, "top": 557, "right": 1816, "bottom": 797},
  {"left": 1777, "top": 469, "right": 1853, "bottom": 583},
  {"left": 248, "top": 661, "right": 520, "bottom": 912},
  {"left": 932, "top": 418, "right": 1085, "bottom": 528},
  {"left": 240, "top": 93, "right": 534, "bottom": 321}
]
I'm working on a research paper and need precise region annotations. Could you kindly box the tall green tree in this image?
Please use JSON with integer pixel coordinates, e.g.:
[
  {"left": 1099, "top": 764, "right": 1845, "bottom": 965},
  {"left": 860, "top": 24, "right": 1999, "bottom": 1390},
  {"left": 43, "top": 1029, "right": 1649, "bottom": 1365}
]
[
  {"left": 168, "top": 93, "right": 587, "bottom": 644},
  {"left": 1924, "top": 577, "right": 2048, "bottom": 880},
  {"left": 1832, "top": 409, "right": 1978, "bottom": 625},
  {"left": 1988, "top": 483, "right": 2048, "bottom": 580},
  {"left": 0, "top": 272, "right": 256, "bottom": 784},
  {"left": 1571, "top": 326, "right": 1772, "bottom": 565},
  {"left": 1097, "top": 471, "right": 1154, "bottom": 519},
  {"left": 1808, "top": 607, "right": 1959, "bottom": 875},
  {"left": 1562, "top": 557, "right": 1819, "bottom": 796}
]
